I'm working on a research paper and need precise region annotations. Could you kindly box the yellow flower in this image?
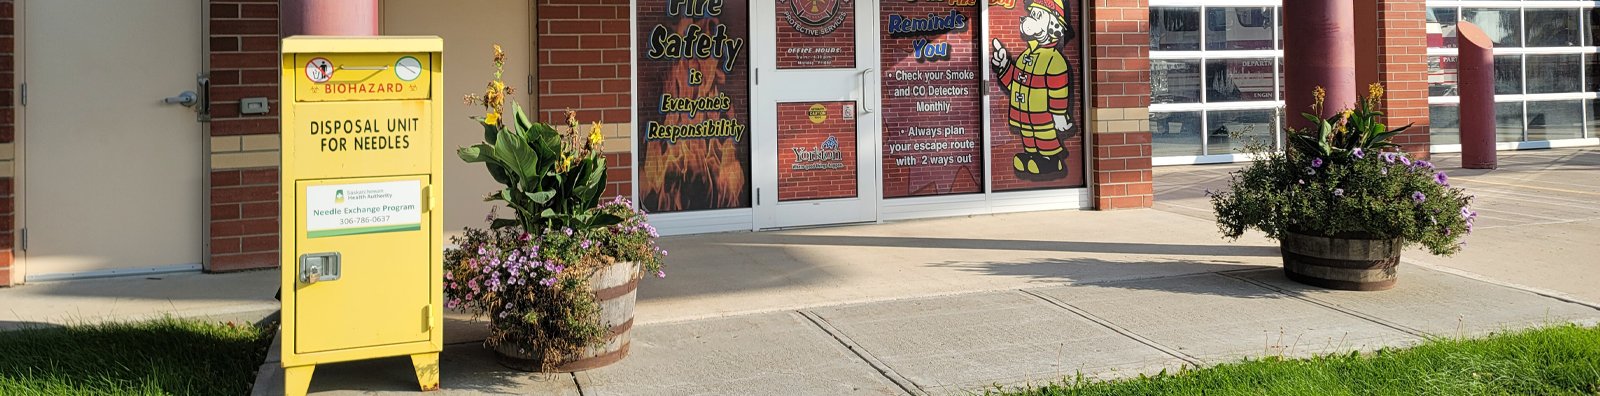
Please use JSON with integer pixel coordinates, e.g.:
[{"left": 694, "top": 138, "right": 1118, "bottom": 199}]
[
  {"left": 588, "top": 122, "right": 605, "bottom": 148},
  {"left": 484, "top": 112, "right": 500, "bottom": 125},
  {"left": 492, "top": 80, "right": 505, "bottom": 93},
  {"left": 493, "top": 44, "right": 503, "bottom": 57},
  {"left": 1312, "top": 86, "right": 1327, "bottom": 109},
  {"left": 1367, "top": 83, "right": 1385, "bottom": 100},
  {"left": 1340, "top": 109, "right": 1354, "bottom": 120}
]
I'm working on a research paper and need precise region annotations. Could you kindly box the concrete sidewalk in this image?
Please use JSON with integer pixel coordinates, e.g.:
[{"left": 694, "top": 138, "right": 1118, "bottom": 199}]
[
  {"left": 5, "top": 149, "right": 1598, "bottom": 395},
  {"left": 253, "top": 149, "right": 1600, "bottom": 395},
  {"left": 269, "top": 266, "right": 1600, "bottom": 395}
]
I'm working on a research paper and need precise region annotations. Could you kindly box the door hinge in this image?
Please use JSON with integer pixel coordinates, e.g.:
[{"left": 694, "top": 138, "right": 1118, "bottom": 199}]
[
  {"left": 19, "top": 228, "right": 26, "bottom": 251},
  {"left": 424, "top": 305, "right": 434, "bottom": 331},
  {"left": 754, "top": 68, "right": 759, "bottom": 85},
  {"left": 19, "top": 83, "right": 26, "bottom": 107},
  {"left": 756, "top": 188, "right": 761, "bottom": 205},
  {"left": 527, "top": 74, "right": 535, "bottom": 94}
]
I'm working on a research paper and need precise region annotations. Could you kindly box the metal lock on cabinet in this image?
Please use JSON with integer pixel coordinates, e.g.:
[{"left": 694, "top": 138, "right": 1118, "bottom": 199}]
[{"left": 299, "top": 252, "right": 342, "bottom": 284}]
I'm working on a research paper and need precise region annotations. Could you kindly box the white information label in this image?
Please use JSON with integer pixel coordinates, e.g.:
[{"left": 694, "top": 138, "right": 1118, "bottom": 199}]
[{"left": 306, "top": 180, "right": 422, "bottom": 238}]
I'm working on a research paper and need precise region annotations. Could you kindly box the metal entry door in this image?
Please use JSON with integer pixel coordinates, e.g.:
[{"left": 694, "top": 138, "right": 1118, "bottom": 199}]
[{"left": 22, "top": 0, "right": 205, "bottom": 280}]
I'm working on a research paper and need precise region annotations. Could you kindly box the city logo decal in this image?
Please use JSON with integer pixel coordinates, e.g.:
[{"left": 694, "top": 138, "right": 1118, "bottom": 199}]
[
  {"left": 791, "top": 135, "right": 846, "bottom": 171},
  {"left": 780, "top": 0, "right": 852, "bottom": 36}
]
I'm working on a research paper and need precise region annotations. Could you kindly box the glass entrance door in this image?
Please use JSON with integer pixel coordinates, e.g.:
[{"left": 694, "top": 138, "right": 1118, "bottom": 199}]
[{"left": 753, "top": 0, "right": 880, "bottom": 229}]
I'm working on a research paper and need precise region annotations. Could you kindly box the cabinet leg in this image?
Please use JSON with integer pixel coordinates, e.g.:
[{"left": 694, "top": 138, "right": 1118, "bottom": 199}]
[
  {"left": 284, "top": 365, "right": 315, "bottom": 396},
  {"left": 411, "top": 352, "right": 441, "bottom": 391}
]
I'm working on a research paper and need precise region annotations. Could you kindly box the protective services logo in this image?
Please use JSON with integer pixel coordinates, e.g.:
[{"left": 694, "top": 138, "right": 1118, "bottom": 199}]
[{"left": 781, "top": 0, "right": 853, "bottom": 36}]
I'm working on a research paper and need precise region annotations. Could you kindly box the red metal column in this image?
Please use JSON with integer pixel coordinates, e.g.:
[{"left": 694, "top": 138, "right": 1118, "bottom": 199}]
[
  {"left": 282, "top": 0, "right": 379, "bottom": 36},
  {"left": 1457, "top": 22, "right": 1497, "bottom": 169},
  {"left": 1284, "top": 0, "right": 1356, "bottom": 128}
]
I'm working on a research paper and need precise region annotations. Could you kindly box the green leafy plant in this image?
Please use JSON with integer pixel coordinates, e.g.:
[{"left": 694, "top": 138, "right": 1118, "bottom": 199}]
[
  {"left": 1209, "top": 84, "right": 1475, "bottom": 256},
  {"left": 445, "top": 45, "right": 666, "bottom": 371},
  {"left": 1288, "top": 84, "right": 1410, "bottom": 159},
  {"left": 458, "top": 46, "right": 619, "bottom": 234}
]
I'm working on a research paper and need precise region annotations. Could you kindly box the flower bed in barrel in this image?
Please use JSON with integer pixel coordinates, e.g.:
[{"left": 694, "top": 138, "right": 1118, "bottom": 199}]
[
  {"left": 1209, "top": 85, "right": 1475, "bottom": 291},
  {"left": 445, "top": 46, "right": 666, "bottom": 371}
]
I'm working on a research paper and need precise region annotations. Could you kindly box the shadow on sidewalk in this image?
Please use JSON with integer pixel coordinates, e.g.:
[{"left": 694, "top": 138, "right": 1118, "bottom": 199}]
[
  {"left": 0, "top": 321, "right": 64, "bottom": 332},
  {"left": 701, "top": 234, "right": 1282, "bottom": 258},
  {"left": 641, "top": 232, "right": 1281, "bottom": 303},
  {"left": 934, "top": 257, "right": 1290, "bottom": 299}
]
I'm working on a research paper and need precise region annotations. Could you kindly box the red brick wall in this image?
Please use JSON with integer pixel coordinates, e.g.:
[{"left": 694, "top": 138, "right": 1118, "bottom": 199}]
[
  {"left": 1375, "top": 0, "right": 1430, "bottom": 158},
  {"left": 208, "top": 0, "right": 280, "bottom": 272},
  {"left": 537, "top": 0, "right": 632, "bottom": 200},
  {"left": 777, "top": 102, "right": 858, "bottom": 201},
  {"left": 1089, "top": 0, "right": 1153, "bottom": 210},
  {"left": 0, "top": 0, "right": 14, "bottom": 286}
]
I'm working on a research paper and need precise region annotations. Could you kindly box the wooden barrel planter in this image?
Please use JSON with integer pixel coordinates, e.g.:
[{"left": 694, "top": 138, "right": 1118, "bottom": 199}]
[
  {"left": 1280, "top": 231, "right": 1402, "bottom": 291},
  {"left": 494, "top": 260, "right": 640, "bottom": 372}
]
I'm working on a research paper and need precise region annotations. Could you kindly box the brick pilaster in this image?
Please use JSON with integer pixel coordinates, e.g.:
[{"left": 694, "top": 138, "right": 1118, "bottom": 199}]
[
  {"left": 1089, "top": 0, "right": 1153, "bottom": 210},
  {"left": 538, "top": 1, "right": 632, "bottom": 200},
  {"left": 1376, "top": 0, "right": 1431, "bottom": 158},
  {"left": 0, "top": 0, "right": 15, "bottom": 286},
  {"left": 208, "top": 0, "right": 281, "bottom": 272}
]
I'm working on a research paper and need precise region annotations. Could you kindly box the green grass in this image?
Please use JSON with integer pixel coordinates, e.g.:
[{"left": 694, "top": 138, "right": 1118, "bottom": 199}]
[
  {"left": 0, "top": 317, "right": 274, "bottom": 396},
  {"left": 988, "top": 324, "right": 1600, "bottom": 396}
]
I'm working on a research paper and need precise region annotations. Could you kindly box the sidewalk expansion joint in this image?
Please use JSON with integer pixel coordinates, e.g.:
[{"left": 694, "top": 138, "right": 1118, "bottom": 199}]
[
  {"left": 1017, "top": 289, "right": 1203, "bottom": 367},
  {"left": 1215, "top": 272, "right": 1430, "bottom": 338},
  {"left": 797, "top": 310, "right": 927, "bottom": 396},
  {"left": 1400, "top": 258, "right": 1600, "bottom": 312}
]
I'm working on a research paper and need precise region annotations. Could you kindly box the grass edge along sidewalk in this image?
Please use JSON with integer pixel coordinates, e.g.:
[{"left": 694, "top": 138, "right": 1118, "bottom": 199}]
[
  {"left": 985, "top": 324, "right": 1600, "bottom": 396},
  {"left": 0, "top": 316, "right": 275, "bottom": 396}
]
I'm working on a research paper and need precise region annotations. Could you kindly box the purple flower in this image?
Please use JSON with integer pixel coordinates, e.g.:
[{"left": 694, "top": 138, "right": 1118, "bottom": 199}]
[
  {"left": 540, "top": 277, "right": 558, "bottom": 287},
  {"left": 1333, "top": 188, "right": 1345, "bottom": 197},
  {"left": 1311, "top": 158, "right": 1324, "bottom": 168},
  {"left": 1382, "top": 153, "right": 1398, "bottom": 164},
  {"left": 1399, "top": 156, "right": 1413, "bottom": 166},
  {"left": 656, "top": 270, "right": 666, "bottom": 278},
  {"left": 1297, "top": 179, "right": 1305, "bottom": 185},
  {"left": 1434, "top": 172, "right": 1449, "bottom": 186},
  {"left": 1352, "top": 148, "right": 1365, "bottom": 159},
  {"left": 1412, "top": 191, "right": 1426, "bottom": 204},
  {"left": 1381, "top": 167, "right": 1388, "bottom": 175}
]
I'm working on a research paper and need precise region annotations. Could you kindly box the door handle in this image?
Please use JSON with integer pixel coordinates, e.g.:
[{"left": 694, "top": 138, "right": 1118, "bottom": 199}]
[
  {"left": 860, "top": 68, "right": 874, "bottom": 114},
  {"left": 299, "top": 252, "right": 343, "bottom": 285},
  {"left": 163, "top": 91, "right": 198, "bottom": 107}
]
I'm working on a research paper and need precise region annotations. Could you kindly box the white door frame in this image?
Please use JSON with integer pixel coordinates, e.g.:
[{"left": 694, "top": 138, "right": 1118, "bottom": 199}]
[{"left": 751, "top": 0, "right": 882, "bottom": 230}]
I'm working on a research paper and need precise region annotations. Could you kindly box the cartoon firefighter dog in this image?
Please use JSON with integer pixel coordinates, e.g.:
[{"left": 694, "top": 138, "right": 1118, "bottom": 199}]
[{"left": 992, "top": 0, "right": 1076, "bottom": 178}]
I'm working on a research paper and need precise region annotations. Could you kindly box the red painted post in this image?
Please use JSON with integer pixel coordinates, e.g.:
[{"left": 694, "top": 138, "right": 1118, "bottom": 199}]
[
  {"left": 281, "top": 0, "right": 380, "bottom": 36},
  {"left": 1284, "top": 0, "right": 1356, "bottom": 129},
  {"left": 1457, "top": 22, "right": 1497, "bottom": 169}
]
